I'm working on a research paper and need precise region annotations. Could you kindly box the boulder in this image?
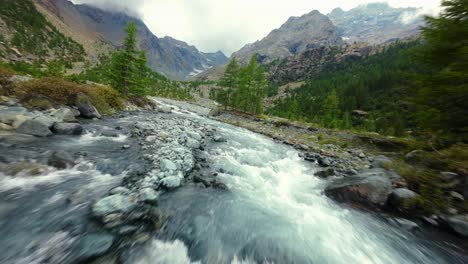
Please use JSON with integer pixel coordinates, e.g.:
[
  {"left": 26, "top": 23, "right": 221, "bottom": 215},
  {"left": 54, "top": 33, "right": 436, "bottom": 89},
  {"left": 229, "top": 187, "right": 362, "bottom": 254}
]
[
  {"left": 213, "top": 135, "right": 227, "bottom": 142},
  {"left": 318, "top": 157, "right": 332, "bottom": 167},
  {"left": 388, "top": 188, "right": 418, "bottom": 208},
  {"left": 71, "top": 233, "right": 114, "bottom": 262},
  {"left": 325, "top": 174, "right": 393, "bottom": 207},
  {"left": 160, "top": 176, "right": 181, "bottom": 189},
  {"left": 370, "top": 155, "right": 392, "bottom": 169},
  {"left": 0, "top": 123, "right": 13, "bottom": 130},
  {"left": 33, "top": 115, "right": 56, "bottom": 128},
  {"left": 52, "top": 123, "right": 84, "bottom": 135},
  {"left": 158, "top": 106, "right": 172, "bottom": 113},
  {"left": 160, "top": 159, "right": 177, "bottom": 171},
  {"left": 92, "top": 194, "right": 137, "bottom": 218},
  {"left": 16, "top": 120, "right": 52, "bottom": 137},
  {"left": 52, "top": 107, "right": 77, "bottom": 122},
  {"left": 12, "top": 115, "right": 32, "bottom": 129},
  {"left": 76, "top": 94, "right": 101, "bottom": 119},
  {"left": 185, "top": 138, "right": 201, "bottom": 149},
  {"left": 446, "top": 215, "right": 468, "bottom": 237},
  {"left": 315, "top": 168, "right": 335, "bottom": 178},
  {"left": 139, "top": 188, "right": 159, "bottom": 204},
  {"left": 360, "top": 168, "right": 401, "bottom": 184},
  {"left": 48, "top": 151, "right": 75, "bottom": 169},
  {"left": 0, "top": 106, "right": 28, "bottom": 124},
  {"left": 109, "top": 186, "right": 131, "bottom": 195}
]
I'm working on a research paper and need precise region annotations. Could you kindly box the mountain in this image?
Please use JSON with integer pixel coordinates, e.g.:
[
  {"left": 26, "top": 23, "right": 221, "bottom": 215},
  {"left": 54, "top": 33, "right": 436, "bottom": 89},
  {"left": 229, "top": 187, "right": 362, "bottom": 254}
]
[
  {"left": 232, "top": 10, "right": 342, "bottom": 64},
  {"left": 328, "top": 3, "right": 424, "bottom": 44},
  {"left": 31, "top": 0, "right": 228, "bottom": 79}
]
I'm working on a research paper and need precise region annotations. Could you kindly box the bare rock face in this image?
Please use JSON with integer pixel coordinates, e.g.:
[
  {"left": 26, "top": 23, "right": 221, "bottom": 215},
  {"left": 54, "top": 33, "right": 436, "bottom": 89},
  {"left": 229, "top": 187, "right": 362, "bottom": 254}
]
[{"left": 232, "top": 10, "right": 342, "bottom": 64}]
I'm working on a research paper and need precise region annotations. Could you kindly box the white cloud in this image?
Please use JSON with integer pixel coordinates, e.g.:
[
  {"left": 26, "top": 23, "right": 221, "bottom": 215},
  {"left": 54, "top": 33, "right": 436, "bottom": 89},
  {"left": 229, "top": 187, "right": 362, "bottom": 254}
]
[{"left": 71, "top": 0, "right": 442, "bottom": 55}]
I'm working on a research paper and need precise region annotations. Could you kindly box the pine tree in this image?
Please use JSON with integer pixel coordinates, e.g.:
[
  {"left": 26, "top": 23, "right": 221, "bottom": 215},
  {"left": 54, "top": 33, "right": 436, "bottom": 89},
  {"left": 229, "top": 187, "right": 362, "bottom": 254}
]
[
  {"left": 415, "top": 0, "right": 468, "bottom": 136},
  {"left": 322, "top": 89, "right": 340, "bottom": 128},
  {"left": 219, "top": 58, "right": 240, "bottom": 109}
]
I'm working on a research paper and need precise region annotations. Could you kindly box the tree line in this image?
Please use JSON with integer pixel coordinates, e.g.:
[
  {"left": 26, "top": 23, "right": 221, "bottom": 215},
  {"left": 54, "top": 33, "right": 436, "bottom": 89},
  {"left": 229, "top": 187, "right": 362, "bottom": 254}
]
[{"left": 214, "top": 56, "right": 268, "bottom": 115}]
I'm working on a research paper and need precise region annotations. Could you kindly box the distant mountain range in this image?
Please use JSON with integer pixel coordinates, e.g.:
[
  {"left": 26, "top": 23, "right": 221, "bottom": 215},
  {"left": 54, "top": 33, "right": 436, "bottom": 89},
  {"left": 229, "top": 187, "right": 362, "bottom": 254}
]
[
  {"left": 198, "top": 2, "right": 425, "bottom": 80},
  {"left": 7, "top": 0, "right": 228, "bottom": 80}
]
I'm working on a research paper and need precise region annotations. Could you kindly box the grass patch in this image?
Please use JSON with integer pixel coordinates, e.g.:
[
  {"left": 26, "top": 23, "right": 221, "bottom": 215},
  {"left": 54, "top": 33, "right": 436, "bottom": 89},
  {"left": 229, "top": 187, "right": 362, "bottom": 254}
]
[{"left": 12, "top": 78, "right": 125, "bottom": 115}]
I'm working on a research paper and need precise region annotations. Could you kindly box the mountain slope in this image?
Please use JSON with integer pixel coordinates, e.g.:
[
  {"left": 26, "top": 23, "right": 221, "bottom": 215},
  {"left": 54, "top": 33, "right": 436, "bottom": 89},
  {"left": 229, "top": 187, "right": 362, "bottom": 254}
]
[
  {"left": 328, "top": 3, "right": 424, "bottom": 44},
  {"left": 232, "top": 10, "right": 342, "bottom": 64},
  {"left": 34, "top": 0, "right": 227, "bottom": 79}
]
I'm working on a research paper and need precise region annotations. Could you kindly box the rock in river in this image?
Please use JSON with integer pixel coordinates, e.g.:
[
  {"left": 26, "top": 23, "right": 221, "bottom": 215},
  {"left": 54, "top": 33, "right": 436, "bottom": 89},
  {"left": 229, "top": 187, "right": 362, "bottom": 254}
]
[
  {"left": 325, "top": 172, "right": 393, "bottom": 207},
  {"left": 16, "top": 119, "right": 52, "bottom": 137},
  {"left": 92, "top": 194, "right": 137, "bottom": 218},
  {"left": 52, "top": 122, "right": 84, "bottom": 135},
  {"left": 70, "top": 233, "right": 114, "bottom": 262},
  {"left": 388, "top": 188, "right": 418, "bottom": 209},
  {"left": 48, "top": 151, "right": 75, "bottom": 169}
]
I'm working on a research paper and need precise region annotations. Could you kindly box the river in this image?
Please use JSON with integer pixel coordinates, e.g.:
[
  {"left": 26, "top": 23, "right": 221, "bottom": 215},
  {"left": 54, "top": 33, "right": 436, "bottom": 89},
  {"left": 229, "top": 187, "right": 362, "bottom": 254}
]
[{"left": 0, "top": 105, "right": 466, "bottom": 264}]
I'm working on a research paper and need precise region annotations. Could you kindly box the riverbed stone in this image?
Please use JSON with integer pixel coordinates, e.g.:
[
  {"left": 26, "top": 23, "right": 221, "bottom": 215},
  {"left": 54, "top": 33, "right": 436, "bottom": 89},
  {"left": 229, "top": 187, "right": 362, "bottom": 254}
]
[
  {"left": 71, "top": 233, "right": 114, "bottom": 262},
  {"left": 77, "top": 95, "right": 101, "bottom": 119},
  {"left": 213, "top": 135, "right": 227, "bottom": 142},
  {"left": 446, "top": 215, "right": 468, "bottom": 237},
  {"left": 109, "top": 186, "right": 131, "bottom": 195},
  {"left": 388, "top": 188, "right": 418, "bottom": 208},
  {"left": 52, "top": 107, "right": 77, "bottom": 122},
  {"left": 92, "top": 194, "right": 138, "bottom": 218},
  {"left": 370, "top": 155, "right": 392, "bottom": 169},
  {"left": 160, "top": 159, "right": 177, "bottom": 171},
  {"left": 52, "top": 122, "right": 84, "bottom": 135},
  {"left": 33, "top": 115, "right": 56, "bottom": 128},
  {"left": 325, "top": 173, "right": 393, "bottom": 207},
  {"left": 139, "top": 188, "right": 159, "bottom": 204},
  {"left": 48, "top": 151, "right": 75, "bottom": 169},
  {"left": 160, "top": 176, "right": 181, "bottom": 189},
  {"left": 16, "top": 119, "right": 52, "bottom": 137}
]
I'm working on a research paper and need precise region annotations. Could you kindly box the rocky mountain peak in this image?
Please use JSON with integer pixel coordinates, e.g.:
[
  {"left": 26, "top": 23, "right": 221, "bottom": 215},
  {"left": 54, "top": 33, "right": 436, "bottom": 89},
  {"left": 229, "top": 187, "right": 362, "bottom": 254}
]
[{"left": 232, "top": 10, "right": 342, "bottom": 64}]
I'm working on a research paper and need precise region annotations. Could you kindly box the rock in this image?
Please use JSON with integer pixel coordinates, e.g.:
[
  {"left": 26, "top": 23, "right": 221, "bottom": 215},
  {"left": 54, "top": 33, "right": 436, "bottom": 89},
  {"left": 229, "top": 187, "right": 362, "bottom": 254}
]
[
  {"left": 76, "top": 94, "right": 101, "bottom": 119},
  {"left": 0, "top": 106, "right": 28, "bottom": 124},
  {"left": 52, "top": 123, "right": 84, "bottom": 135},
  {"left": 388, "top": 188, "right": 418, "bottom": 208},
  {"left": 212, "top": 181, "right": 229, "bottom": 190},
  {"left": 405, "top": 150, "right": 424, "bottom": 162},
  {"left": 185, "top": 138, "right": 201, "bottom": 149},
  {"left": 158, "top": 106, "right": 172, "bottom": 113},
  {"left": 325, "top": 174, "right": 393, "bottom": 207},
  {"left": 52, "top": 107, "right": 77, "bottom": 122},
  {"left": 358, "top": 152, "right": 366, "bottom": 159},
  {"left": 388, "top": 218, "right": 419, "bottom": 231},
  {"left": 16, "top": 120, "right": 52, "bottom": 137},
  {"left": 318, "top": 157, "right": 331, "bottom": 167},
  {"left": 160, "top": 159, "right": 177, "bottom": 171},
  {"left": 9, "top": 75, "right": 32, "bottom": 83},
  {"left": 160, "top": 176, "right": 181, "bottom": 189},
  {"left": 118, "top": 225, "right": 139, "bottom": 235},
  {"left": 109, "top": 186, "right": 131, "bottom": 195},
  {"left": 0, "top": 123, "right": 13, "bottom": 130},
  {"left": 12, "top": 115, "right": 32, "bottom": 129},
  {"left": 33, "top": 115, "right": 56, "bottom": 128},
  {"left": 370, "top": 155, "right": 392, "bottom": 169},
  {"left": 213, "top": 135, "right": 227, "bottom": 142},
  {"left": 122, "top": 145, "right": 131, "bottom": 149},
  {"left": 439, "top": 172, "right": 459, "bottom": 182},
  {"left": 360, "top": 168, "right": 401, "bottom": 183},
  {"left": 4, "top": 162, "right": 48, "bottom": 176},
  {"left": 101, "top": 130, "right": 120, "bottom": 137},
  {"left": 92, "top": 194, "right": 137, "bottom": 218},
  {"left": 48, "top": 151, "right": 75, "bottom": 169},
  {"left": 139, "top": 188, "right": 159, "bottom": 204},
  {"left": 315, "top": 168, "right": 335, "bottom": 178},
  {"left": 446, "top": 215, "right": 468, "bottom": 237},
  {"left": 450, "top": 191, "right": 465, "bottom": 202},
  {"left": 71, "top": 233, "right": 114, "bottom": 262}
]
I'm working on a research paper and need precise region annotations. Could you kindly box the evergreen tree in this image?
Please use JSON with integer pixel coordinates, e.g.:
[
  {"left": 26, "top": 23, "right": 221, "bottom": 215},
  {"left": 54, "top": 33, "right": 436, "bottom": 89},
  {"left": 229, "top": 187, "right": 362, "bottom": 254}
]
[
  {"left": 219, "top": 58, "right": 240, "bottom": 109},
  {"left": 415, "top": 0, "right": 468, "bottom": 137},
  {"left": 322, "top": 89, "right": 340, "bottom": 128}
]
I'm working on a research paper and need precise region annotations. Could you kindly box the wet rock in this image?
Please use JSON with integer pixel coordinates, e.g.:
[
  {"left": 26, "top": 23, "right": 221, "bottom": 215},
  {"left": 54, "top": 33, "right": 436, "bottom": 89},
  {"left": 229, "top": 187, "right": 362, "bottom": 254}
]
[
  {"left": 122, "top": 145, "right": 131, "bottom": 149},
  {"left": 33, "top": 115, "right": 56, "bottom": 128},
  {"left": 160, "top": 176, "right": 181, "bottom": 189},
  {"left": 193, "top": 175, "right": 212, "bottom": 187},
  {"left": 118, "top": 225, "right": 139, "bottom": 235},
  {"left": 360, "top": 168, "right": 401, "bottom": 184},
  {"left": 92, "top": 194, "right": 138, "bottom": 218},
  {"left": 318, "top": 157, "right": 331, "bottom": 167},
  {"left": 325, "top": 174, "right": 393, "bottom": 207},
  {"left": 212, "top": 181, "right": 229, "bottom": 191},
  {"left": 109, "top": 186, "right": 131, "bottom": 195},
  {"left": 76, "top": 94, "right": 101, "bottom": 119},
  {"left": 160, "top": 159, "right": 177, "bottom": 171},
  {"left": 422, "top": 215, "right": 439, "bottom": 227},
  {"left": 450, "top": 191, "right": 465, "bottom": 202},
  {"left": 48, "top": 151, "right": 75, "bottom": 169},
  {"left": 370, "top": 155, "right": 392, "bottom": 169},
  {"left": 0, "top": 123, "right": 13, "bottom": 130},
  {"left": 11, "top": 114, "right": 32, "bottom": 129},
  {"left": 52, "top": 107, "right": 77, "bottom": 122},
  {"left": 388, "top": 218, "right": 419, "bottom": 231},
  {"left": 185, "top": 138, "right": 201, "bottom": 149},
  {"left": 52, "top": 122, "right": 84, "bottom": 135},
  {"left": 315, "top": 168, "right": 335, "bottom": 178},
  {"left": 101, "top": 130, "right": 120, "bottom": 138},
  {"left": 446, "top": 215, "right": 468, "bottom": 237},
  {"left": 0, "top": 106, "right": 28, "bottom": 124},
  {"left": 71, "top": 233, "right": 114, "bottom": 262},
  {"left": 16, "top": 119, "right": 52, "bottom": 137},
  {"left": 139, "top": 188, "right": 159, "bottom": 204},
  {"left": 213, "top": 135, "right": 227, "bottom": 142},
  {"left": 187, "top": 131, "right": 202, "bottom": 141},
  {"left": 388, "top": 188, "right": 418, "bottom": 208},
  {"left": 158, "top": 106, "right": 172, "bottom": 113},
  {"left": 4, "top": 162, "right": 48, "bottom": 176}
]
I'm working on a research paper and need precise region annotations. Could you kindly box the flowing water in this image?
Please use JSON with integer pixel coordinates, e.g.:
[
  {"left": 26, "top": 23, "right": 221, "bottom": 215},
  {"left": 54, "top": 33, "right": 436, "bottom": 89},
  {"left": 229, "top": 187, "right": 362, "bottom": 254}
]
[{"left": 0, "top": 108, "right": 466, "bottom": 264}]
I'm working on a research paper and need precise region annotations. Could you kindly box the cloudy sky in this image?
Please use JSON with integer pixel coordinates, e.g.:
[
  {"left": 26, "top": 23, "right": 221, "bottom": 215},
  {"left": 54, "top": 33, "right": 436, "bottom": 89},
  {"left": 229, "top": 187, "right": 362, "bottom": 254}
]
[{"left": 71, "top": 0, "right": 442, "bottom": 55}]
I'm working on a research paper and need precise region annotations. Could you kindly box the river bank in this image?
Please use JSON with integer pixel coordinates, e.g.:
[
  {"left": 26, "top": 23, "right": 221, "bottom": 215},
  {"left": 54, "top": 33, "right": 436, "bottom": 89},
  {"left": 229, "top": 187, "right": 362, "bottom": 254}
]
[{"left": 0, "top": 96, "right": 467, "bottom": 263}]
